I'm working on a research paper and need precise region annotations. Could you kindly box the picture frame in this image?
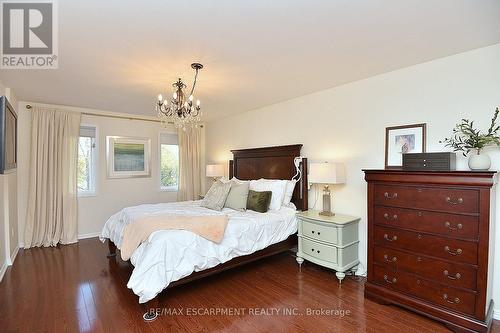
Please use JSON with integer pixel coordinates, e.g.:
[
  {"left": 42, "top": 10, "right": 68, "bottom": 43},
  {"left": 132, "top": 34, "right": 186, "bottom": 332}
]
[
  {"left": 106, "top": 136, "right": 151, "bottom": 178},
  {"left": 385, "top": 123, "right": 426, "bottom": 169}
]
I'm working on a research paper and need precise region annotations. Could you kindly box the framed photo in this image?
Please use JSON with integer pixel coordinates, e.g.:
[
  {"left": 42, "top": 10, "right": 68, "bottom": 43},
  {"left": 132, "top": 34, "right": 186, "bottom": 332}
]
[
  {"left": 106, "top": 136, "right": 151, "bottom": 178},
  {"left": 385, "top": 123, "right": 426, "bottom": 169}
]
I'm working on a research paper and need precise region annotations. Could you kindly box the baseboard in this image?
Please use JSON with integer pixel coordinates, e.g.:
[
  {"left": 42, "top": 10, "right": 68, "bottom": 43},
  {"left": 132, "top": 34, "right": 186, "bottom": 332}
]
[
  {"left": 494, "top": 308, "right": 500, "bottom": 321},
  {"left": 17, "top": 232, "right": 100, "bottom": 249},
  {"left": 78, "top": 232, "right": 101, "bottom": 240},
  {"left": 9, "top": 246, "right": 19, "bottom": 265},
  {"left": 0, "top": 262, "right": 7, "bottom": 283}
]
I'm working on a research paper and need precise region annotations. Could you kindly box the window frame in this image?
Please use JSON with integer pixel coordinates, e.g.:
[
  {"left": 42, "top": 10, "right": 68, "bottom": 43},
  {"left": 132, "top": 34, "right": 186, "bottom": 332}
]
[
  {"left": 78, "top": 124, "right": 98, "bottom": 197},
  {"left": 158, "top": 131, "right": 179, "bottom": 192}
]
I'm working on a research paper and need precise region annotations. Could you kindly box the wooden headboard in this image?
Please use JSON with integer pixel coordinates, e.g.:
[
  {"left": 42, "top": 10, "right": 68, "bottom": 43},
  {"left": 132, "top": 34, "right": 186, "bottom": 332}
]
[{"left": 228, "top": 144, "right": 308, "bottom": 211}]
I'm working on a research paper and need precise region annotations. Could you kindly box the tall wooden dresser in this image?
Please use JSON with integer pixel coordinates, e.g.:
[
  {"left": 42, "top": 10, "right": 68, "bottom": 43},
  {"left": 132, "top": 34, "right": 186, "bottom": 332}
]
[{"left": 364, "top": 170, "right": 496, "bottom": 333}]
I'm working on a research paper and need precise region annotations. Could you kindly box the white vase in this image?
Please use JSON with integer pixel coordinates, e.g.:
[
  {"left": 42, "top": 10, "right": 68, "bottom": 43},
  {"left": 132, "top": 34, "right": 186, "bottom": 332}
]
[{"left": 468, "top": 153, "right": 491, "bottom": 171}]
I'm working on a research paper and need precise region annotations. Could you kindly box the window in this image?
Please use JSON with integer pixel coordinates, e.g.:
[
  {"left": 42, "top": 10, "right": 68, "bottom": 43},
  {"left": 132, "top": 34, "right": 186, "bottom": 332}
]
[
  {"left": 78, "top": 125, "right": 97, "bottom": 196},
  {"left": 159, "top": 132, "right": 179, "bottom": 191}
]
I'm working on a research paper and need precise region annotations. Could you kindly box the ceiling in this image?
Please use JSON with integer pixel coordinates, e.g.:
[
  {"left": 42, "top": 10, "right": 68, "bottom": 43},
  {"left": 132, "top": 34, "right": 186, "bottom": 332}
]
[{"left": 1, "top": 0, "right": 500, "bottom": 121}]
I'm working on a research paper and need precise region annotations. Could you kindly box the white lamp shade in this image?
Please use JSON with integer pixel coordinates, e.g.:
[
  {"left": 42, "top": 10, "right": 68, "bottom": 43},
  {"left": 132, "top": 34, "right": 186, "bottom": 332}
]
[
  {"left": 309, "top": 162, "right": 346, "bottom": 185},
  {"left": 206, "top": 164, "right": 225, "bottom": 178}
]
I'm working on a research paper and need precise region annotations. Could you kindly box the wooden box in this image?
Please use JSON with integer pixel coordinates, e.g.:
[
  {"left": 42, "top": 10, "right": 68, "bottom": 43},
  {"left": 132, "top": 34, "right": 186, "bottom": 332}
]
[{"left": 402, "top": 152, "right": 456, "bottom": 171}]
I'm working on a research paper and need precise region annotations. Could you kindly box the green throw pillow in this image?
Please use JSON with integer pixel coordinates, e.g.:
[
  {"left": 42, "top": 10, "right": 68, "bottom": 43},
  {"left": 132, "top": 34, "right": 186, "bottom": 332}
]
[{"left": 246, "top": 190, "right": 272, "bottom": 213}]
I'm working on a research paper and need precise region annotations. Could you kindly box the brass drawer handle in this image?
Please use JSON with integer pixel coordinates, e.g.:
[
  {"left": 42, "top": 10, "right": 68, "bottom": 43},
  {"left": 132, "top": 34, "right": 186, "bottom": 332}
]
[
  {"left": 383, "top": 275, "right": 397, "bottom": 284},
  {"left": 311, "top": 231, "right": 321, "bottom": 236},
  {"left": 444, "top": 221, "right": 463, "bottom": 231},
  {"left": 443, "top": 294, "right": 460, "bottom": 304},
  {"left": 383, "top": 254, "right": 397, "bottom": 263},
  {"left": 384, "top": 192, "right": 398, "bottom": 199},
  {"left": 445, "top": 197, "right": 463, "bottom": 205},
  {"left": 384, "top": 234, "right": 398, "bottom": 242},
  {"left": 443, "top": 270, "right": 461, "bottom": 280},
  {"left": 383, "top": 213, "right": 398, "bottom": 221},
  {"left": 444, "top": 246, "right": 462, "bottom": 256}
]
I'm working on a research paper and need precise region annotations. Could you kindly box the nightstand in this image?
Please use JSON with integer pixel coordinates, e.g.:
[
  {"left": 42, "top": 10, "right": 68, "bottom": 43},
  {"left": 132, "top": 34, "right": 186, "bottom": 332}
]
[{"left": 296, "top": 210, "right": 360, "bottom": 283}]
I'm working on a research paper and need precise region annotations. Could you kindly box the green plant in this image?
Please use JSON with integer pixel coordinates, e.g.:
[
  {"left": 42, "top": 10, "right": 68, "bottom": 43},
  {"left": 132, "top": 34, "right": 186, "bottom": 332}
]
[{"left": 441, "top": 107, "right": 500, "bottom": 156}]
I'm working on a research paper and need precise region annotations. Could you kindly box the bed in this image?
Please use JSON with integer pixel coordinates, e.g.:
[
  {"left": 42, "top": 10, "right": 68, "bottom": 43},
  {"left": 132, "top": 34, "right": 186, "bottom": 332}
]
[{"left": 101, "top": 144, "right": 308, "bottom": 320}]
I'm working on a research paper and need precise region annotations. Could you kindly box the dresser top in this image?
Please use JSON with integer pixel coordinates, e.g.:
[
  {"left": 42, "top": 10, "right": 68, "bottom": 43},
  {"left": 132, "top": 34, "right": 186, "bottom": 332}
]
[
  {"left": 363, "top": 169, "right": 497, "bottom": 187},
  {"left": 363, "top": 169, "right": 496, "bottom": 175},
  {"left": 296, "top": 210, "right": 360, "bottom": 225}
]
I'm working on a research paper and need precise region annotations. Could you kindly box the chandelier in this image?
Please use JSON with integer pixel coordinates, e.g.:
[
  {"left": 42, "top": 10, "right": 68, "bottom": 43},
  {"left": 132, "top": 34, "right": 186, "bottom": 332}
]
[{"left": 156, "top": 63, "right": 203, "bottom": 129}]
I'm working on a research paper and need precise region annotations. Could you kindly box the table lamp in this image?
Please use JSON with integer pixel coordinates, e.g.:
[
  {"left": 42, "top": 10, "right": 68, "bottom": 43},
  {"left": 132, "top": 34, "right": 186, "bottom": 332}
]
[
  {"left": 309, "top": 162, "right": 346, "bottom": 216},
  {"left": 206, "top": 164, "right": 225, "bottom": 182}
]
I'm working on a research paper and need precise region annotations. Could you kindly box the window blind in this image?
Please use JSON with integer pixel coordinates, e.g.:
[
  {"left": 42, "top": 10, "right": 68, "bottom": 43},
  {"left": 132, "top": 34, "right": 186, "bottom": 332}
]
[
  {"left": 160, "top": 132, "right": 178, "bottom": 145},
  {"left": 80, "top": 125, "right": 96, "bottom": 138}
]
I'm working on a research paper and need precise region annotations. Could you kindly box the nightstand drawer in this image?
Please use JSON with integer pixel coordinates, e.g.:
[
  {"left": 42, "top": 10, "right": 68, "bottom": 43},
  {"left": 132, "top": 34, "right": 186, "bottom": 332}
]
[
  {"left": 300, "top": 218, "right": 338, "bottom": 244},
  {"left": 300, "top": 237, "right": 338, "bottom": 264}
]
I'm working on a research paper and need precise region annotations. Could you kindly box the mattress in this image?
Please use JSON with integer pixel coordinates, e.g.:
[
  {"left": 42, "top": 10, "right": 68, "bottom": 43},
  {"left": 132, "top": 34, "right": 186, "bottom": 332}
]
[{"left": 100, "top": 200, "right": 298, "bottom": 303}]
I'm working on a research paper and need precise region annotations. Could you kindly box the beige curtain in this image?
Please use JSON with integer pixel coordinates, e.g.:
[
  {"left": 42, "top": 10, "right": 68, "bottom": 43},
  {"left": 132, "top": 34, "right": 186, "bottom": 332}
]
[
  {"left": 24, "top": 108, "right": 81, "bottom": 248},
  {"left": 177, "top": 127, "right": 202, "bottom": 201}
]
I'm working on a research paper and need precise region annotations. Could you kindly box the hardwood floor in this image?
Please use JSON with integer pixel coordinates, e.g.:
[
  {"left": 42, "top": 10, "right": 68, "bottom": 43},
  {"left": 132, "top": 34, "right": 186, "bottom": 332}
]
[{"left": 0, "top": 238, "right": 498, "bottom": 333}]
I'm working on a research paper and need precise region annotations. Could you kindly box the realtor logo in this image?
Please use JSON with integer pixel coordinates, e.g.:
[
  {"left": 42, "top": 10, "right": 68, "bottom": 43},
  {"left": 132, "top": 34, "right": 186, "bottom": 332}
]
[{"left": 1, "top": 0, "right": 58, "bottom": 68}]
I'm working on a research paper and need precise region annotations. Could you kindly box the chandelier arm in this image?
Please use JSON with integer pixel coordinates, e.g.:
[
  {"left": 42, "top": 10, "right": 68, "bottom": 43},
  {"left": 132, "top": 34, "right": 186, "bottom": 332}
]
[{"left": 159, "top": 104, "right": 172, "bottom": 116}]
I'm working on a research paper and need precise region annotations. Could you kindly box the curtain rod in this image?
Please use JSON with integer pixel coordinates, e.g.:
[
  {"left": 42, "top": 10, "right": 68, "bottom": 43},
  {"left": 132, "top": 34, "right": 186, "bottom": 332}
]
[{"left": 24, "top": 104, "right": 181, "bottom": 125}]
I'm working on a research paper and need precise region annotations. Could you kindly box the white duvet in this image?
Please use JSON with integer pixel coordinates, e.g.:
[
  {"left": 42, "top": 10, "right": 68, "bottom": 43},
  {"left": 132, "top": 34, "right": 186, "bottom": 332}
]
[{"left": 100, "top": 200, "right": 298, "bottom": 303}]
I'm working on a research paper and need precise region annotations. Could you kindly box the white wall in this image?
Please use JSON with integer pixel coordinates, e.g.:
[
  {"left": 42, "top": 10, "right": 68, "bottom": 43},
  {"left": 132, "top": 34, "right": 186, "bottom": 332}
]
[
  {"left": 0, "top": 80, "right": 19, "bottom": 281},
  {"left": 16, "top": 102, "right": 196, "bottom": 242},
  {"left": 205, "top": 44, "right": 500, "bottom": 317},
  {"left": 0, "top": 80, "right": 7, "bottom": 280},
  {"left": 0, "top": 175, "right": 9, "bottom": 280}
]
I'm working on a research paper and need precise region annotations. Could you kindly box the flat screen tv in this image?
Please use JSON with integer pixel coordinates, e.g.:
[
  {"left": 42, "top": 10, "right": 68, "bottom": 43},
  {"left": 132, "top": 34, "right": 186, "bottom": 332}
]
[{"left": 0, "top": 96, "right": 17, "bottom": 173}]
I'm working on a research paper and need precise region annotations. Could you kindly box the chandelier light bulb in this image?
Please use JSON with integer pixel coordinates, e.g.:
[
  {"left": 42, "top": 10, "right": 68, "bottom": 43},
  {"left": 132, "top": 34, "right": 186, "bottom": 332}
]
[
  {"left": 189, "top": 95, "right": 193, "bottom": 101},
  {"left": 173, "top": 92, "right": 177, "bottom": 99},
  {"left": 158, "top": 94, "right": 163, "bottom": 101},
  {"left": 196, "top": 99, "right": 200, "bottom": 106}
]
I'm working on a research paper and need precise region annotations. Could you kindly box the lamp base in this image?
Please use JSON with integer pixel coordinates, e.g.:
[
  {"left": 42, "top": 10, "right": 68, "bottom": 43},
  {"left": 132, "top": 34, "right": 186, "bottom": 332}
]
[{"left": 319, "top": 191, "right": 334, "bottom": 216}]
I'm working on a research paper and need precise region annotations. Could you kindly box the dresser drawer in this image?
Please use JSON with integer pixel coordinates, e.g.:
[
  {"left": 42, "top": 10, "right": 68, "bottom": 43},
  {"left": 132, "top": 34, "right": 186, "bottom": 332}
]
[
  {"left": 373, "top": 264, "right": 476, "bottom": 316},
  {"left": 373, "top": 246, "right": 477, "bottom": 290},
  {"left": 373, "top": 206, "right": 479, "bottom": 240},
  {"left": 300, "top": 218, "right": 338, "bottom": 244},
  {"left": 374, "top": 226, "right": 478, "bottom": 265},
  {"left": 374, "top": 185, "right": 479, "bottom": 214},
  {"left": 299, "top": 237, "right": 337, "bottom": 264}
]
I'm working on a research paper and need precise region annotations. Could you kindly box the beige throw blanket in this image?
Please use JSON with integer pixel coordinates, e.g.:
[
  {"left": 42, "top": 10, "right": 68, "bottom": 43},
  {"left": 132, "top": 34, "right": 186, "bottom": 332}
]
[{"left": 120, "top": 215, "right": 229, "bottom": 260}]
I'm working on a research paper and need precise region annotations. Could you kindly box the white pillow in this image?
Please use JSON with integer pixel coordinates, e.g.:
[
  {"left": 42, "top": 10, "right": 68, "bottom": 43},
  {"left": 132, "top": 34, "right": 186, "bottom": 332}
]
[
  {"left": 231, "top": 177, "right": 249, "bottom": 185},
  {"left": 283, "top": 180, "right": 296, "bottom": 206},
  {"left": 249, "top": 179, "right": 287, "bottom": 210}
]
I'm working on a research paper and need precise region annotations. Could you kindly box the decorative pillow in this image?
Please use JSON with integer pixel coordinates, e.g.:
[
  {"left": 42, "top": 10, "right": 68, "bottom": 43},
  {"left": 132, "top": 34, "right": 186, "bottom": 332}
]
[
  {"left": 249, "top": 179, "right": 287, "bottom": 210},
  {"left": 282, "top": 180, "right": 296, "bottom": 206},
  {"left": 224, "top": 180, "right": 250, "bottom": 211},
  {"left": 246, "top": 190, "right": 272, "bottom": 213},
  {"left": 201, "top": 180, "right": 232, "bottom": 211}
]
